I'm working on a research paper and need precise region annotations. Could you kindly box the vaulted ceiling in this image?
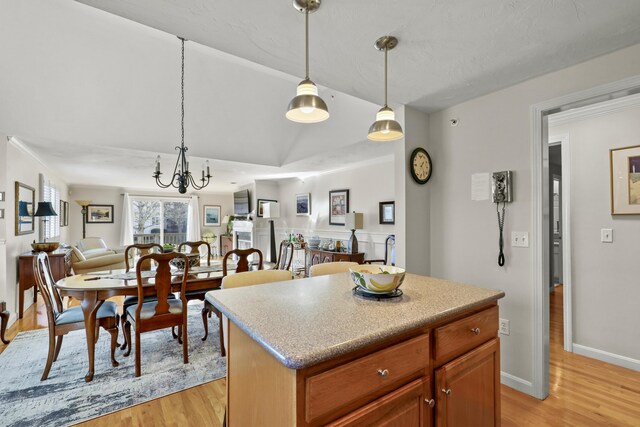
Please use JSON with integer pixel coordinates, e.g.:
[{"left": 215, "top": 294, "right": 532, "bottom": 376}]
[{"left": 1, "top": 0, "right": 639, "bottom": 192}]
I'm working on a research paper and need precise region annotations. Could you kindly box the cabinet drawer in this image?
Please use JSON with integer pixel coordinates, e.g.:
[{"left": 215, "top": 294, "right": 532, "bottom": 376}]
[
  {"left": 305, "top": 334, "right": 429, "bottom": 423},
  {"left": 327, "top": 377, "right": 431, "bottom": 427},
  {"left": 434, "top": 306, "right": 498, "bottom": 365}
]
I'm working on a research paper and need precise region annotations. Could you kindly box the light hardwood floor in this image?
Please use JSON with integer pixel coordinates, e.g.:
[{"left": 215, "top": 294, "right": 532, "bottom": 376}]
[{"left": 2, "top": 285, "right": 639, "bottom": 426}]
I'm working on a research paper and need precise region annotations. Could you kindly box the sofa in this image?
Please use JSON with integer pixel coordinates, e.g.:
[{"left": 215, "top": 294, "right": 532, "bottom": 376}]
[{"left": 71, "top": 238, "right": 126, "bottom": 274}]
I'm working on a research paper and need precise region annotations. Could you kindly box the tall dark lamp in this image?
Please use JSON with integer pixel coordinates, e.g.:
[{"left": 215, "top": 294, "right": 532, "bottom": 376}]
[
  {"left": 345, "top": 212, "right": 363, "bottom": 254},
  {"left": 34, "top": 202, "right": 58, "bottom": 243},
  {"left": 263, "top": 202, "right": 280, "bottom": 263},
  {"left": 75, "top": 199, "right": 92, "bottom": 239}
]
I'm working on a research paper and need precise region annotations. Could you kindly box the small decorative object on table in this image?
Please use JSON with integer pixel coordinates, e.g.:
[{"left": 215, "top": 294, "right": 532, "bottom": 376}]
[
  {"left": 162, "top": 243, "right": 175, "bottom": 253},
  {"left": 350, "top": 265, "right": 406, "bottom": 295},
  {"left": 169, "top": 253, "right": 200, "bottom": 270}
]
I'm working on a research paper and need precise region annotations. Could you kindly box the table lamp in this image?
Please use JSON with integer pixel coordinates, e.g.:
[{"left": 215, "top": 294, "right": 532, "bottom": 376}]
[
  {"left": 345, "top": 212, "right": 364, "bottom": 254},
  {"left": 263, "top": 202, "right": 280, "bottom": 263},
  {"left": 32, "top": 202, "right": 60, "bottom": 251},
  {"left": 75, "top": 200, "right": 92, "bottom": 239}
]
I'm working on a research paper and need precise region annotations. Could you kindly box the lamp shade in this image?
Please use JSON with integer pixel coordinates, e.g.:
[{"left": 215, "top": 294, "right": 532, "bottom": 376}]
[
  {"left": 222, "top": 215, "right": 231, "bottom": 224},
  {"left": 75, "top": 199, "right": 92, "bottom": 207},
  {"left": 286, "top": 79, "right": 329, "bottom": 123},
  {"left": 34, "top": 202, "right": 58, "bottom": 217},
  {"left": 263, "top": 202, "right": 280, "bottom": 219},
  {"left": 345, "top": 212, "right": 364, "bottom": 230},
  {"left": 367, "top": 106, "right": 404, "bottom": 141},
  {"left": 18, "top": 201, "right": 32, "bottom": 217}
]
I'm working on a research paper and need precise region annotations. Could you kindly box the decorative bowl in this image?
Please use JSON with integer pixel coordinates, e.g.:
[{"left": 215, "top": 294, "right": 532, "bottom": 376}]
[
  {"left": 169, "top": 253, "right": 200, "bottom": 270},
  {"left": 307, "top": 237, "right": 320, "bottom": 248},
  {"left": 31, "top": 242, "right": 60, "bottom": 252},
  {"left": 349, "top": 265, "right": 406, "bottom": 294}
]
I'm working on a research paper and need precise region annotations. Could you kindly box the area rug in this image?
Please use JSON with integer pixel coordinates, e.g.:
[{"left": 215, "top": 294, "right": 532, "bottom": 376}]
[{"left": 0, "top": 304, "right": 226, "bottom": 427}]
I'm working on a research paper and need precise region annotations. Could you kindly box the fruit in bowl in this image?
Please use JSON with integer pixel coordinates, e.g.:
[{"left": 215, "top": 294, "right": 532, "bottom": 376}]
[
  {"left": 162, "top": 244, "right": 176, "bottom": 253},
  {"left": 169, "top": 253, "right": 200, "bottom": 270},
  {"left": 350, "top": 265, "right": 406, "bottom": 294}
]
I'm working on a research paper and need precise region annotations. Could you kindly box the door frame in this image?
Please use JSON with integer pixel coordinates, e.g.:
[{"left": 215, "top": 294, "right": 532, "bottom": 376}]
[{"left": 530, "top": 75, "right": 640, "bottom": 400}]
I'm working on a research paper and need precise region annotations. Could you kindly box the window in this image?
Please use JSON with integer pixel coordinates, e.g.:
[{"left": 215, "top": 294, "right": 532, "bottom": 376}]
[
  {"left": 40, "top": 175, "right": 60, "bottom": 242},
  {"left": 130, "top": 197, "right": 189, "bottom": 245}
]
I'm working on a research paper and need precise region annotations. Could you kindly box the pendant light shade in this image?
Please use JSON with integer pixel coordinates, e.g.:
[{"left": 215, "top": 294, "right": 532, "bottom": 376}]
[
  {"left": 368, "top": 36, "right": 403, "bottom": 142},
  {"left": 286, "top": 0, "right": 329, "bottom": 123}
]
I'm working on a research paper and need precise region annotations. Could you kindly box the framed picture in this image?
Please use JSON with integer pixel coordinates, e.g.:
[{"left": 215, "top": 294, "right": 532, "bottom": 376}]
[
  {"left": 256, "top": 199, "right": 277, "bottom": 218},
  {"left": 296, "top": 193, "right": 311, "bottom": 216},
  {"left": 60, "top": 200, "right": 68, "bottom": 227},
  {"left": 86, "top": 204, "right": 114, "bottom": 223},
  {"left": 203, "top": 205, "right": 221, "bottom": 226},
  {"left": 15, "top": 181, "right": 35, "bottom": 235},
  {"left": 379, "top": 201, "right": 395, "bottom": 224},
  {"left": 329, "top": 189, "right": 349, "bottom": 225},
  {"left": 64, "top": 201, "right": 69, "bottom": 226},
  {"left": 0, "top": 191, "right": 4, "bottom": 201},
  {"left": 610, "top": 144, "right": 640, "bottom": 214}
]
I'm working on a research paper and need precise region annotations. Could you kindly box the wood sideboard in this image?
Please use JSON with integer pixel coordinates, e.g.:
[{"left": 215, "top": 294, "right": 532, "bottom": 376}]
[
  {"left": 305, "top": 248, "right": 365, "bottom": 277},
  {"left": 18, "top": 248, "right": 72, "bottom": 319}
]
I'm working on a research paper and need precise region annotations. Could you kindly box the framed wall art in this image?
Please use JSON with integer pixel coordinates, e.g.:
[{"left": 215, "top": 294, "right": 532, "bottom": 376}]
[
  {"left": 296, "top": 193, "right": 311, "bottom": 216},
  {"left": 379, "top": 201, "right": 395, "bottom": 224},
  {"left": 256, "top": 199, "right": 277, "bottom": 218},
  {"left": 15, "top": 181, "right": 35, "bottom": 235},
  {"left": 86, "top": 204, "right": 114, "bottom": 223},
  {"left": 203, "top": 205, "right": 221, "bottom": 226},
  {"left": 329, "top": 189, "right": 349, "bottom": 225},
  {"left": 610, "top": 144, "right": 640, "bottom": 214}
]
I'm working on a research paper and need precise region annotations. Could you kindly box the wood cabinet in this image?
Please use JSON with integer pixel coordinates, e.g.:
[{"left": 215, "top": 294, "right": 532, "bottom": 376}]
[
  {"left": 435, "top": 338, "right": 500, "bottom": 427},
  {"left": 226, "top": 304, "right": 500, "bottom": 426},
  {"left": 18, "top": 248, "right": 72, "bottom": 319},
  {"left": 220, "top": 235, "right": 233, "bottom": 257},
  {"left": 305, "top": 248, "right": 365, "bottom": 277}
]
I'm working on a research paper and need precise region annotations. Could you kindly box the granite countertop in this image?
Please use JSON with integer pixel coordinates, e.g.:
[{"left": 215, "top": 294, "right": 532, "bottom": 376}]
[{"left": 208, "top": 273, "right": 504, "bottom": 369}]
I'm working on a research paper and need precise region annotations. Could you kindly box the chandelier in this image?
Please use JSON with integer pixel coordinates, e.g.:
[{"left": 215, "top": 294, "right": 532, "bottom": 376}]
[{"left": 154, "top": 37, "right": 211, "bottom": 194}]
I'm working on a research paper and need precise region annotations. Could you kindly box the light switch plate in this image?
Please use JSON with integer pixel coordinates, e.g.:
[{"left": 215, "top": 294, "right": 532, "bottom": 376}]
[
  {"left": 511, "top": 231, "right": 529, "bottom": 247},
  {"left": 601, "top": 228, "right": 613, "bottom": 243}
]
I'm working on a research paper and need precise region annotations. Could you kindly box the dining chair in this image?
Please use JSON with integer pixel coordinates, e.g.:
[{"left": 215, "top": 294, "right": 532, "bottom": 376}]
[
  {"left": 205, "top": 269, "right": 292, "bottom": 354},
  {"left": 123, "top": 252, "right": 189, "bottom": 377},
  {"left": 309, "top": 261, "right": 359, "bottom": 277},
  {"left": 201, "top": 248, "right": 263, "bottom": 349},
  {"left": 121, "top": 243, "right": 172, "bottom": 352},
  {"left": 33, "top": 252, "right": 119, "bottom": 381},
  {"left": 176, "top": 241, "right": 213, "bottom": 341},
  {"left": 364, "top": 235, "right": 396, "bottom": 266},
  {"left": 275, "top": 240, "right": 294, "bottom": 271}
]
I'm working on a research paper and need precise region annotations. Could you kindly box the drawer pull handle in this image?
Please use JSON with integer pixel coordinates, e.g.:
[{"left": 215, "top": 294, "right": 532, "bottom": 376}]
[
  {"left": 442, "top": 388, "right": 452, "bottom": 396},
  {"left": 425, "top": 398, "right": 435, "bottom": 408},
  {"left": 377, "top": 369, "right": 389, "bottom": 377},
  {"left": 470, "top": 327, "right": 481, "bottom": 335}
]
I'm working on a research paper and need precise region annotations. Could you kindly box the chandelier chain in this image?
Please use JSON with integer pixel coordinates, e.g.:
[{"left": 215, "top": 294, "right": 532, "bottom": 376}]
[
  {"left": 384, "top": 46, "right": 388, "bottom": 107},
  {"left": 305, "top": 7, "right": 309, "bottom": 79},
  {"left": 181, "top": 37, "right": 185, "bottom": 148}
]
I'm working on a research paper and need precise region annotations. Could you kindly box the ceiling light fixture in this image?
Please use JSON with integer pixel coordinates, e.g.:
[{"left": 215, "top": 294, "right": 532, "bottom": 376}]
[
  {"left": 368, "top": 36, "right": 403, "bottom": 142},
  {"left": 154, "top": 37, "right": 212, "bottom": 194},
  {"left": 286, "top": 0, "right": 329, "bottom": 123}
]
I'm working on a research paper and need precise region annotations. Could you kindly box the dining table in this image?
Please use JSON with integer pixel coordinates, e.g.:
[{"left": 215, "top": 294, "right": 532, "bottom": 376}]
[{"left": 55, "top": 264, "right": 234, "bottom": 382}]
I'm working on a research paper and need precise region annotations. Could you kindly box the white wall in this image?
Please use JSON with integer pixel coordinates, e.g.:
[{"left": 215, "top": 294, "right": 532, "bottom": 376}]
[
  {"left": 274, "top": 159, "right": 397, "bottom": 262},
  {"left": 68, "top": 185, "right": 233, "bottom": 249},
  {"left": 550, "top": 98, "right": 640, "bottom": 365},
  {"left": 2, "top": 137, "right": 69, "bottom": 325},
  {"left": 428, "top": 43, "right": 640, "bottom": 388}
]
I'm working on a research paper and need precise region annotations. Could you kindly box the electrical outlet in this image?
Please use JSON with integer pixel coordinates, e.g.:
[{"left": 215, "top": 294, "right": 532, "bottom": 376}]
[
  {"left": 499, "top": 318, "right": 510, "bottom": 335},
  {"left": 601, "top": 228, "right": 613, "bottom": 243},
  {"left": 511, "top": 232, "right": 529, "bottom": 248}
]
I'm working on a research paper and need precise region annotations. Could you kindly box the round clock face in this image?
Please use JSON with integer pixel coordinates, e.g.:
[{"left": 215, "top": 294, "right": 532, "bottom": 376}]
[{"left": 410, "top": 148, "right": 432, "bottom": 184}]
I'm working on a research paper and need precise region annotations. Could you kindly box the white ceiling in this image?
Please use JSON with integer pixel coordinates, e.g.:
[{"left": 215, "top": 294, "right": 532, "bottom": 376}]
[{"left": 1, "top": 0, "right": 640, "bottom": 192}]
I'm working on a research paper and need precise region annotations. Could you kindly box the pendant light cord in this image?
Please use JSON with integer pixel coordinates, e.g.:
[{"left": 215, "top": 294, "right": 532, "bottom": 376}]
[
  {"left": 305, "top": 7, "right": 309, "bottom": 80},
  {"left": 180, "top": 37, "right": 185, "bottom": 149},
  {"left": 384, "top": 46, "right": 388, "bottom": 107}
]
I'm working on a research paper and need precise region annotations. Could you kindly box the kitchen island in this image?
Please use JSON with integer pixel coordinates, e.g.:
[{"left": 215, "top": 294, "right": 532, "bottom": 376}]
[{"left": 209, "top": 272, "right": 505, "bottom": 426}]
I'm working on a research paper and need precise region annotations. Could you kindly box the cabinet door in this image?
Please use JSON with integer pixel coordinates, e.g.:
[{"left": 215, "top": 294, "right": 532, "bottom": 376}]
[
  {"left": 311, "top": 253, "right": 322, "bottom": 266},
  {"left": 327, "top": 378, "right": 433, "bottom": 427},
  {"left": 435, "top": 338, "right": 500, "bottom": 427},
  {"left": 321, "top": 254, "right": 333, "bottom": 264}
]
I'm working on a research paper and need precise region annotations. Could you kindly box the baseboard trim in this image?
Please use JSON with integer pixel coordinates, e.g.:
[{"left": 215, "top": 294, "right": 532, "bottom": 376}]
[
  {"left": 500, "top": 371, "right": 534, "bottom": 396},
  {"left": 573, "top": 344, "right": 640, "bottom": 372}
]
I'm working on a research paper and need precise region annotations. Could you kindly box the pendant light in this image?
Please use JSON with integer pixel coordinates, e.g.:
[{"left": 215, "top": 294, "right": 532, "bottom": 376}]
[
  {"left": 368, "top": 36, "right": 403, "bottom": 141},
  {"left": 286, "top": 0, "right": 329, "bottom": 123},
  {"left": 154, "top": 37, "right": 212, "bottom": 194}
]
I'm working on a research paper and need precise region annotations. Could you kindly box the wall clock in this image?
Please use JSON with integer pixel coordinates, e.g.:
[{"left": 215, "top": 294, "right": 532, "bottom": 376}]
[{"left": 409, "top": 147, "right": 432, "bottom": 184}]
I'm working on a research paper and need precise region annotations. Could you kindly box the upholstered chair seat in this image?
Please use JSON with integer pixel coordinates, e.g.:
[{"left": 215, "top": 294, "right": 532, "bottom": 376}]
[
  {"left": 56, "top": 301, "right": 118, "bottom": 325},
  {"left": 126, "top": 299, "right": 183, "bottom": 321}
]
